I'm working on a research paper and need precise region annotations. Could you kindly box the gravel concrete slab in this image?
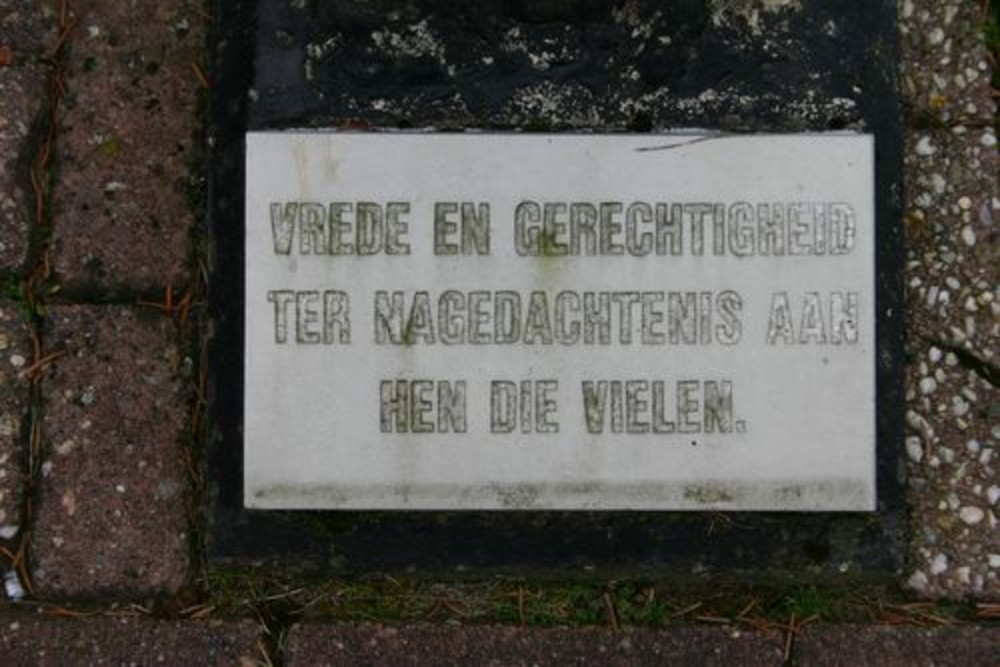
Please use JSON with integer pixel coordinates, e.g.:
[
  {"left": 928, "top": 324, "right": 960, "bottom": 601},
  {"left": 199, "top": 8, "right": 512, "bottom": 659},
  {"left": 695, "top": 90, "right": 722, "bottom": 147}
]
[
  {"left": 899, "top": 0, "right": 996, "bottom": 126},
  {"left": 0, "top": 65, "right": 46, "bottom": 275},
  {"left": 51, "top": 0, "right": 206, "bottom": 296},
  {"left": 0, "top": 612, "right": 262, "bottom": 666},
  {"left": 0, "top": 298, "right": 30, "bottom": 544},
  {"left": 0, "top": 0, "right": 57, "bottom": 62},
  {"left": 796, "top": 625, "right": 1000, "bottom": 667},
  {"left": 900, "top": 1, "right": 998, "bottom": 599},
  {"left": 286, "top": 623, "right": 786, "bottom": 666},
  {"left": 30, "top": 306, "right": 190, "bottom": 598}
]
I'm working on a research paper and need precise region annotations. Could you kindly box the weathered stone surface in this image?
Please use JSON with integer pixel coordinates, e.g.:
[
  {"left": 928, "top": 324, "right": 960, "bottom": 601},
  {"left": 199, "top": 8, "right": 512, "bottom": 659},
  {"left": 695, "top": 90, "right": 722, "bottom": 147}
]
[
  {"left": 286, "top": 623, "right": 785, "bottom": 666},
  {"left": 251, "top": 0, "right": 897, "bottom": 133},
  {"left": 0, "top": 65, "right": 46, "bottom": 275},
  {"left": 0, "top": 298, "right": 30, "bottom": 543},
  {"left": 796, "top": 625, "right": 1000, "bottom": 667},
  {"left": 51, "top": 0, "right": 206, "bottom": 295},
  {"left": 30, "top": 306, "right": 190, "bottom": 598},
  {"left": 0, "top": 0, "right": 57, "bottom": 62},
  {"left": 900, "top": 0, "right": 998, "bottom": 600},
  {"left": 0, "top": 613, "right": 262, "bottom": 665},
  {"left": 244, "top": 132, "right": 878, "bottom": 512}
]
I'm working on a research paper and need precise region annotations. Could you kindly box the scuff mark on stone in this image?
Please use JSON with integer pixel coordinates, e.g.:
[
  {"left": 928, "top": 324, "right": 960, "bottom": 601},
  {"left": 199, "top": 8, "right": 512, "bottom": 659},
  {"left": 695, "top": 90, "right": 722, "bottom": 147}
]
[{"left": 635, "top": 134, "right": 729, "bottom": 152}]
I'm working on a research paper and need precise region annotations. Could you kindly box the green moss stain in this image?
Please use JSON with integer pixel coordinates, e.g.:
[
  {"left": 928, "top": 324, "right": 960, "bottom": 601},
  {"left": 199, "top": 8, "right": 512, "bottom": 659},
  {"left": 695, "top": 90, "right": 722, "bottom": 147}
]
[
  {"left": 0, "top": 277, "right": 41, "bottom": 320},
  {"left": 683, "top": 484, "right": 736, "bottom": 504},
  {"left": 780, "top": 585, "right": 839, "bottom": 619},
  {"left": 99, "top": 137, "right": 122, "bottom": 158},
  {"left": 401, "top": 309, "right": 418, "bottom": 346},
  {"left": 537, "top": 227, "right": 563, "bottom": 258},
  {"left": 532, "top": 226, "right": 565, "bottom": 291}
]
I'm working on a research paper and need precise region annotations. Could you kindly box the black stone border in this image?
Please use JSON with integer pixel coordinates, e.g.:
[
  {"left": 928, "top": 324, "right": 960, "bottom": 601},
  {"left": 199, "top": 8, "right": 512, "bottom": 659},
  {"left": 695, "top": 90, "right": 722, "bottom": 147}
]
[{"left": 206, "top": 0, "right": 906, "bottom": 580}]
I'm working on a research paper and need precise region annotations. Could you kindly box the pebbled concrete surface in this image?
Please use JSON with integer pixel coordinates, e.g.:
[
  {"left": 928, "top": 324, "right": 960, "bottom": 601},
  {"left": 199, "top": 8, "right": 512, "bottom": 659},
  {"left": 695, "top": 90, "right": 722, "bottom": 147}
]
[
  {"left": 899, "top": 0, "right": 996, "bottom": 128},
  {"left": 899, "top": 0, "right": 999, "bottom": 599}
]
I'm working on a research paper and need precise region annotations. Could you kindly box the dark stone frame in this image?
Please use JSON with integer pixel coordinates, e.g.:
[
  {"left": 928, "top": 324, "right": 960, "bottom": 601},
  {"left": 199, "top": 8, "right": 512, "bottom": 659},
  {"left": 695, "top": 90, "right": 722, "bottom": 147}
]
[{"left": 206, "top": 0, "right": 906, "bottom": 579}]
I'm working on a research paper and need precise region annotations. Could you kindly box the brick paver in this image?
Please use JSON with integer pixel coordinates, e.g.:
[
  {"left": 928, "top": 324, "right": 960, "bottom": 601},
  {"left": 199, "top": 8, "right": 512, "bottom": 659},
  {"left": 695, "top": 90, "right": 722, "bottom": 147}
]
[
  {"left": 0, "top": 65, "right": 46, "bottom": 275},
  {"left": 0, "top": 298, "right": 31, "bottom": 544},
  {"left": 0, "top": 612, "right": 262, "bottom": 666},
  {"left": 796, "top": 625, "right": 1000, "bottom": 667},
  {"left": 30, "top": 306, "right": 190, "bottom": 598},
  {"left": 0, "top": 0, "right": 57, "bottom": 62},
  {"left": 51, "top": 0, "right": 206, "bottom": 295},
  {"left": 286, "top": 623, "right": 786, "bottom": 666}
]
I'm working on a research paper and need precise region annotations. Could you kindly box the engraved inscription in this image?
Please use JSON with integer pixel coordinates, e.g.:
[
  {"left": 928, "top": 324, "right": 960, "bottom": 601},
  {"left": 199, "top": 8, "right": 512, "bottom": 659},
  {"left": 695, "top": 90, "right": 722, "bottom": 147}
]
[{"left": 244, "top": 133, "right": 877, "bottom": 511}]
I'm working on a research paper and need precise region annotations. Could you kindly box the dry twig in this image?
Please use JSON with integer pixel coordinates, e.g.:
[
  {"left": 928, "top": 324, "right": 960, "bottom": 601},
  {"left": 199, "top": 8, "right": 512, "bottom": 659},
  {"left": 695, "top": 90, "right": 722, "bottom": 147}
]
[{"left": 603, "top": 592, "right": 620, "bottom": 632}]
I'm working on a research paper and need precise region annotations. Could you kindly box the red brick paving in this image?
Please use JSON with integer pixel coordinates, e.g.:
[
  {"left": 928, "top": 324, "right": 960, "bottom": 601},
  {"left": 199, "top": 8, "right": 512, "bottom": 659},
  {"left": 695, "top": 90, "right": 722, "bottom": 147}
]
[
  {"left": 0, "top": 298, "right": 31, "bottom": 544},
  {"left": 0, "top": 612, "right": 262, "bottom": 666},
  {"left": 29, "top": 306, "right": 190, "bottom": 598},
  {"left": 50, "top": 0, "right": 206, "bottom": 295},
  {"left": 0, "top": 0, "right": 57, "bottom": 62},
  {"left": 0, "top": 65, "right": 46, "bottom": 274},
  {"left": 796, "top": 625, "right": 1000, "bottom": 667},
  {"left": 286, "top": 623, "right": 787, "bottom": 667}
]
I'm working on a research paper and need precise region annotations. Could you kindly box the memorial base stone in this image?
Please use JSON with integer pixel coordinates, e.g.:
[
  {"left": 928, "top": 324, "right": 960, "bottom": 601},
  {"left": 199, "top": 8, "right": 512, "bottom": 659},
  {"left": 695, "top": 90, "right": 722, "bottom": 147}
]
[{"left": 206, "top": 0, "right": 905, "bottom": 579}]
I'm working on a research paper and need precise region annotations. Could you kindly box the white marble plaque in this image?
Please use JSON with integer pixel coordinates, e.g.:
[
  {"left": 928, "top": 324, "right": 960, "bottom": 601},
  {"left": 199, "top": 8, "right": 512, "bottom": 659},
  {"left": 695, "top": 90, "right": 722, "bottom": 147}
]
[{"left": 244, "top": 132, "right": 876, "bottom": 511}]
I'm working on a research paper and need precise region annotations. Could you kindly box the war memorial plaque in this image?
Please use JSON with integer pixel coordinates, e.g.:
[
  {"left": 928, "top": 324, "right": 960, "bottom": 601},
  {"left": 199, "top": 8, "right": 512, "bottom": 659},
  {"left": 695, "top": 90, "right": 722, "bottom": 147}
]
[{"left": 243, "top": 132, "right": 876, "bottom": 511}]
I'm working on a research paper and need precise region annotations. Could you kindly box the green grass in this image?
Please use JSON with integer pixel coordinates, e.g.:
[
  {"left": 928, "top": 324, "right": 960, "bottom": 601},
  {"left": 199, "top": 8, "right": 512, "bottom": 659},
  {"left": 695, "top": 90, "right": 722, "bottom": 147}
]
[
  {"left": 197, "top": 570, "right": 983, "bottom": 630},
  {"left": 778, "top": 585, "right": 843, "bottom": 619},
  {"left": 0, "top": 276, "right": 35, "bottom": 320}
]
